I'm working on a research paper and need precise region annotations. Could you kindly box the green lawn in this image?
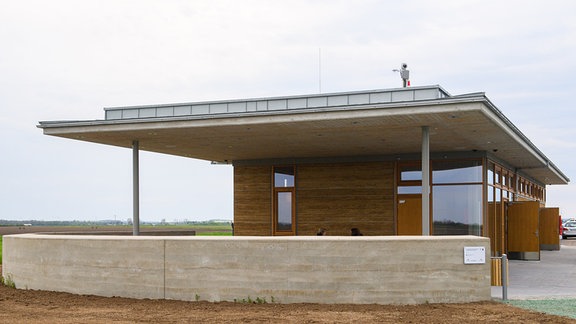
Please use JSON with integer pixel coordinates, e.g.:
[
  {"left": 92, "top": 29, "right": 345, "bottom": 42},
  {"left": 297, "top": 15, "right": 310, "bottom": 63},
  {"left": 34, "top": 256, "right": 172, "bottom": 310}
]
[
  {"left": 507, "top": 299, "right": 576, "bottom": 320},
  {"left": 149, "top": 223, "right": 233, "bottom": 235},
  {"left": 148, "top": 224, "right": 232, "bottom": 232},
  {"left": 196, "top": 231, "right": 232, "bottom": 236}
]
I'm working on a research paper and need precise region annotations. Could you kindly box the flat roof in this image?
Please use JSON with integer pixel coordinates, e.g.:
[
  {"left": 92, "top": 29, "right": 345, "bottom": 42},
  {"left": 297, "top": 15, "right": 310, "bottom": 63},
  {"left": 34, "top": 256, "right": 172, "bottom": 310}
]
[
  {"left": 102, "top": 86, "right": 451, "bottom": 120},
  {"left": 38, "top": 85, "right": 569, "bottom": 185}
]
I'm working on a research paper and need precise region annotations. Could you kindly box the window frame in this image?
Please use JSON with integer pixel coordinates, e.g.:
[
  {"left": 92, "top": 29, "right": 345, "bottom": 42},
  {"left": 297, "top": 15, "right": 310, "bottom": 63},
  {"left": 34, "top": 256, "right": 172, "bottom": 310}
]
[{"left": 272, "top": 166, "right": 296, "bottom": 235}]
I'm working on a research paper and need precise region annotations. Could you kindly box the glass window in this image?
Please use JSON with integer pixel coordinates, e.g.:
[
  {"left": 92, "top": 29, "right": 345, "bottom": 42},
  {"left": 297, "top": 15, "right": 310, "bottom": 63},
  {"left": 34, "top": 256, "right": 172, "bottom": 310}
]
[
  {"left": 273, "top": 165, "right": 295, "bottom": 235},
  {"left": 400, "top": 164, "right": 422, "bottom": 181},
  {"left": 433, "top": 184, "right": 482, "bottom": 236},
  {"left": 274, "top": 167, "right": 294, "bottom": 187},
  {"left": 432, "top": 160, "right": 482, "bottom": 184},
  {"left": 398, "top": 186, "right": 422, "bottom": 194},
  {"left": 276, "top": 192, "right": 293, "bottom": 231},
  {"left": 487, "top": 163, "right": 494, "bottom": 185}
]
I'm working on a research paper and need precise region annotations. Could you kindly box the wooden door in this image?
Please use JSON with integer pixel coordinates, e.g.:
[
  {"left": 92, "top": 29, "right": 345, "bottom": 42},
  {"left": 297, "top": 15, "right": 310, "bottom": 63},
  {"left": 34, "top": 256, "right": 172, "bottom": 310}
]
[
  {"left": 539, "top": 207, "right": 560, "bottom": 251},
  {"left": 507, "top": 201, "right": 540, "bottom": 260},
  {"left": 397, "top": 195, "right": 422, "bottom": 235}
]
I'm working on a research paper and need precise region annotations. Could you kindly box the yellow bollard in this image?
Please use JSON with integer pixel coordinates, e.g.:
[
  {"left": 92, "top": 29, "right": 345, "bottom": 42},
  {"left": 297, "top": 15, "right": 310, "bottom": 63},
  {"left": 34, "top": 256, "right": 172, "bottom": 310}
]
[
  {"left": 491, "top": 258, "right": 501, "bottom": 286},
  {"left": 491, "top": 257, "right": 508, "bottom": 286}
]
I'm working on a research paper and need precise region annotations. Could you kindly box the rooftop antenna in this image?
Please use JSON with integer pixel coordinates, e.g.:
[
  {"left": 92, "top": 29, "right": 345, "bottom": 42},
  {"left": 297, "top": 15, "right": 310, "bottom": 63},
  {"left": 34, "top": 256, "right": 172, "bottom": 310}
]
[
  {"left": 318, "top": 47, "right": 322, "bottom": 93},
  {"left": 393, "top": 63, "right": 410, "bottom": 87}
]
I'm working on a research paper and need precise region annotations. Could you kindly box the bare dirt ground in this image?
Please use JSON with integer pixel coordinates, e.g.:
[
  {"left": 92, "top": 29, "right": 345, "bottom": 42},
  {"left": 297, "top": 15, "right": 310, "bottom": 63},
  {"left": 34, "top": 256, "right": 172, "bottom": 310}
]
[
  {"left": 1, "top": 227, "right": 574, "bottom": 323},
  {"left": 0, "top": 283, "right": 573, "bottom": 324}
]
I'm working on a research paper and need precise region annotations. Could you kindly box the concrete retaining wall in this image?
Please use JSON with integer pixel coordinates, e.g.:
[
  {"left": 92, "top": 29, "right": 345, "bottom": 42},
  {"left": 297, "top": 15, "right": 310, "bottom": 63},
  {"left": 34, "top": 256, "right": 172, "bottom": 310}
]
[{"left": 2, "top": 234, "right": 490, "bottom": 304}]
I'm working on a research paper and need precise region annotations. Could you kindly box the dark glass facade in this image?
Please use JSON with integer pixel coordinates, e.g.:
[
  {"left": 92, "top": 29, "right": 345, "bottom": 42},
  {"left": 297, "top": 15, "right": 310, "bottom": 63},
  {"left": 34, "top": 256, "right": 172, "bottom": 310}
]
[{"left": 398, "top": 158, "right": 545, "bottom": 237}]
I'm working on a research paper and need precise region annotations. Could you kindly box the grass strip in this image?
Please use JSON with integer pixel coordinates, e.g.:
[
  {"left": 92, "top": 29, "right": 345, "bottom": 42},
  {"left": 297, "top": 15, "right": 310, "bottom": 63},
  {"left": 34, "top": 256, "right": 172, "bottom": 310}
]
[
  {"left": 196, "top": 232, "right": 233, "bottom": 236},
  {"left": 507, "top": 299, "right": 576, "bottom": 319}
]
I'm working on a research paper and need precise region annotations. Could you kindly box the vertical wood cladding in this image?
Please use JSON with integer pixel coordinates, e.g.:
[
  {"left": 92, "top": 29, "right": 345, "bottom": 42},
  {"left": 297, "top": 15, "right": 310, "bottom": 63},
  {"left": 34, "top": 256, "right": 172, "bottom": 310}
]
[
  {"left": 297, "top": 162, "right": 395, "bottom": 236},
  {"left": 233, "top": 165, "right": 272, "bottom": 236},
  {"left": 233, "top": 161, "right": 395, "bottom": 236}
]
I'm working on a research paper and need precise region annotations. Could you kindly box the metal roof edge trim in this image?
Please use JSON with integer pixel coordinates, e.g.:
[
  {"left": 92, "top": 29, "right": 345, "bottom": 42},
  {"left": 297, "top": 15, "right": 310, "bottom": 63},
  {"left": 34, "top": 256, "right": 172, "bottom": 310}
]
[
  {"left": 38, "top": 94, "right": 484, "bottom": 129},
  {"left": 480, "top": 96, "right": 569, "bottom": 184}
]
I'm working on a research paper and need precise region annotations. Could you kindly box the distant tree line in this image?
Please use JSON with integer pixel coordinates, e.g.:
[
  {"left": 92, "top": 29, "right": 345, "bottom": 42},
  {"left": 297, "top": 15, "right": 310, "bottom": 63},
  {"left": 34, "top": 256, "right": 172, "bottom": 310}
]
[
  {"left": 0, "top": 219, "right": 232, "bottom": 227},
  {"left": 0, "top": 219, "right": 125, "bottom": 226}
]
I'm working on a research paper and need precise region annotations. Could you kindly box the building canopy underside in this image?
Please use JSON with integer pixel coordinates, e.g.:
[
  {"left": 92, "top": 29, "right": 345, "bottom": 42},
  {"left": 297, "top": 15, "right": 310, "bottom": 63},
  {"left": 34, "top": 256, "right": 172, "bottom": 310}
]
[{"left": 38, "top": 85, "right": 569, "bottom": 185}]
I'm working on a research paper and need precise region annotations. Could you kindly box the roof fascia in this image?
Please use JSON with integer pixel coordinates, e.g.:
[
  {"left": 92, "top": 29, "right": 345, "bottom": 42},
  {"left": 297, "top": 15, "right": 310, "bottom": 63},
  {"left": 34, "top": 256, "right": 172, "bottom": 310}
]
[{"left": 480, "top": 96, "right": 569, "bottom": 184}]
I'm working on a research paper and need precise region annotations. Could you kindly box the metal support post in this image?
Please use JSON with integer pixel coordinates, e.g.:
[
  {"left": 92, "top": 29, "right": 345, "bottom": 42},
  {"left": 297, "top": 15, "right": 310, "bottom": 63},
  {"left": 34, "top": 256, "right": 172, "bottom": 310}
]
[
  {"left": 132, "top": 140, "right": 140, "bottom": 236},
  {"left": 421, "top": 126, "right": 430, "bottom": 235},
  {"left": 501, "top": 254, "right": 508, "bottom": 300}
]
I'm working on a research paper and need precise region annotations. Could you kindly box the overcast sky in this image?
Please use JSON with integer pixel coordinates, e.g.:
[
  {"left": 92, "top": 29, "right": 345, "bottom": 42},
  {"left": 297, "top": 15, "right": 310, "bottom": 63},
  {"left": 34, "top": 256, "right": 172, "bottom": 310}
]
[{"left": 1, "top": 0, "right": 575, "bottom": 223}]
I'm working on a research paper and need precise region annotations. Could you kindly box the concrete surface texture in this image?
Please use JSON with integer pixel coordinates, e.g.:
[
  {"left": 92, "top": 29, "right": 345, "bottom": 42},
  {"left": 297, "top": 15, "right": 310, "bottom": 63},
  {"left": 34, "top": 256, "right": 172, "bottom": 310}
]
[
  {"left": 492, "top": 239, "right": 576, "bottom": 300},
  {"left": 3, "top": 234, "right": 490, "bottom": 305}
]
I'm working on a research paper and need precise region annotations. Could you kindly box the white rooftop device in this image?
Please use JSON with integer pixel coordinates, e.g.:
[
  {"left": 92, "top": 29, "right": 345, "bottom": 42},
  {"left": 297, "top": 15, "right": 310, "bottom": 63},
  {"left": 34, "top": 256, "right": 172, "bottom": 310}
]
[{"left": 393, "top": 63, "right": 410, "bottom": 87}]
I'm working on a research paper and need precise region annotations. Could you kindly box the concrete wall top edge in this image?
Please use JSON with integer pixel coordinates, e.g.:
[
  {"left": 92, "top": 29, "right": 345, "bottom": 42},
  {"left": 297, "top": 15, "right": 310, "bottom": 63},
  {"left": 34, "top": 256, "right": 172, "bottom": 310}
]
[{"left": 5, "top": 233, "right": 488, "bottom": 243}]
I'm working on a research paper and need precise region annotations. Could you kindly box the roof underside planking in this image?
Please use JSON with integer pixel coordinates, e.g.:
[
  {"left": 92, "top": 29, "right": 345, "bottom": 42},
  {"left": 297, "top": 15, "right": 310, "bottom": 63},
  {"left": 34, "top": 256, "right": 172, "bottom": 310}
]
[{"left": 38, "top": 85, "right": 569, "bottom": 185}]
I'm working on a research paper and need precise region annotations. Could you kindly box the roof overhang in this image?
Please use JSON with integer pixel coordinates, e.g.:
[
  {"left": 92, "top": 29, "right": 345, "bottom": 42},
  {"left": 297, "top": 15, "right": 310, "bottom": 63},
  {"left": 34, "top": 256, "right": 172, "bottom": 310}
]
[{"left": 38, "top": 86, "right": 569, "bottom": 185}]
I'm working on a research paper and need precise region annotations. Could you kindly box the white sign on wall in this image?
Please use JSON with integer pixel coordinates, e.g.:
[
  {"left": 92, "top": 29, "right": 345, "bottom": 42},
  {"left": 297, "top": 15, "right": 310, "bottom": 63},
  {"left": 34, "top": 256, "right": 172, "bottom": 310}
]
[{"left": 464, "top": 246, "right": 486, "bottom": 264}]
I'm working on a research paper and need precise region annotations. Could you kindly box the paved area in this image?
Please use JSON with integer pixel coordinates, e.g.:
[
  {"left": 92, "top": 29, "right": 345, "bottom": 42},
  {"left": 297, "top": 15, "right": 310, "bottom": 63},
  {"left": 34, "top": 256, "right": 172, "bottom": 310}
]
[{"left": 492, "top": 239, "right": 576, "bottom": 300}]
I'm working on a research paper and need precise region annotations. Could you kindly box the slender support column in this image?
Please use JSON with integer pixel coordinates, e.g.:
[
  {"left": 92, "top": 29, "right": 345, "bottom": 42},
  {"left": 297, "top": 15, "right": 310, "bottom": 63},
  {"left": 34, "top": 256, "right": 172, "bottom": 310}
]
[
  {"left": 422, "top": 126, "right": 430, "bottom": 235},
  {"left": 501, "top": 254, "right": 508, "bottom": 300},
  {"left": 132, "top": 140, "right": 140, "bottom": 236}
]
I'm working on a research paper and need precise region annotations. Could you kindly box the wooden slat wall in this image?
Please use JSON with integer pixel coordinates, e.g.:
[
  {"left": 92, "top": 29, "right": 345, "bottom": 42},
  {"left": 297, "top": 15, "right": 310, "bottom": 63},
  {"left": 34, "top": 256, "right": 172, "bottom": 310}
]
[
  {"left": 297, "top": 162, "right": 395, "bottom": 236},
  {"left": 233, "top": 162, "right": 395, "bottom": 236},
  {"left": 233, "top": 165, "right": 272, "bottom": 236},
  {"left": 487, "top": 202, "right": 505, "bottom": 256}
]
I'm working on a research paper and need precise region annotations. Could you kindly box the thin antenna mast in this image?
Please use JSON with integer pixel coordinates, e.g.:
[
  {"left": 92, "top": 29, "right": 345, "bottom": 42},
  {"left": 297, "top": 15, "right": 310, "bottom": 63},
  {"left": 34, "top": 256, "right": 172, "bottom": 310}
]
[{"left": 318, "top": 48, "right": 322, "bottom": 93}]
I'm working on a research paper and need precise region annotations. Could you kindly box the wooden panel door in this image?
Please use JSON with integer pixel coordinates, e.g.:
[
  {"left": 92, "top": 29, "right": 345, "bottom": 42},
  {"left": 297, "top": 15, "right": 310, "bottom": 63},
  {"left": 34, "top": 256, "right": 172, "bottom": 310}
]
[
  {"left": 507, "top": 201, "right": 540, "bottom": 260},
  {"left": 540, "top": 207, "right": 560, "bottom": 251},
  {"left": 397, "top": 195, "right": 422, "bottom": 235}
]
